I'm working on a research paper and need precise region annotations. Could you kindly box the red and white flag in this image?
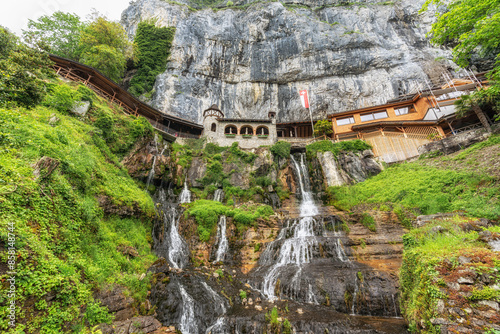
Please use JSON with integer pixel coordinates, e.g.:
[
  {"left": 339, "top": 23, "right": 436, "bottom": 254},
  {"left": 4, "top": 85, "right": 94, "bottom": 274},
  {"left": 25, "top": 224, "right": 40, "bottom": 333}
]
[{"left": 299, "top": 90, "right": 309, "bottom": 109}]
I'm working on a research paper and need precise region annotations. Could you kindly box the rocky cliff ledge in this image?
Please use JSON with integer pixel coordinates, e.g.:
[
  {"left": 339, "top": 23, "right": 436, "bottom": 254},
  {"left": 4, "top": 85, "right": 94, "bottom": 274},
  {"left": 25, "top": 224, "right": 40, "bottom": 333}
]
[{"left": 121, "top": 0, "right": 455, "bottom": 123}]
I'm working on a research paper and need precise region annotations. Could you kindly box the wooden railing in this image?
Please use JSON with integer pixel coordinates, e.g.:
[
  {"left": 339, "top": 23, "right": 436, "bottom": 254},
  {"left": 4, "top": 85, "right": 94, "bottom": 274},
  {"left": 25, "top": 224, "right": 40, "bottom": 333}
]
[{"left": 50, "top": 55, "right": 203, "bottom": 141}]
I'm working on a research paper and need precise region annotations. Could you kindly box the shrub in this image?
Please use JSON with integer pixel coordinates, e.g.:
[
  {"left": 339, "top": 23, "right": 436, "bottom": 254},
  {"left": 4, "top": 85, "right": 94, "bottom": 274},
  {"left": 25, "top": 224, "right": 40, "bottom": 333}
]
[
  {"left": 43, "top": 84, "right": 79, "bottom": 112},
  {"left": 239, "top": 290, "right": 247, "bottom": 299},
  {"left": 270, "top": 141, "right": 291, "bottom": 159},
  {"left": 360, "top": 213, "right": 376, "bottom": 232},
  {"left": 306, "top": 139, "right": 371, "bottom": 158}
]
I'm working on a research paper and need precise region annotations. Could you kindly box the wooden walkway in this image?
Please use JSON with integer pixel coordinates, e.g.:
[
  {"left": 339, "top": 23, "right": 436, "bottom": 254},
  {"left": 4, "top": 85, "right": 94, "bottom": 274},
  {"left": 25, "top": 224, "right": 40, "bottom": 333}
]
[{"left": 49, "top": 55, "right": 203, "bottom": 142}]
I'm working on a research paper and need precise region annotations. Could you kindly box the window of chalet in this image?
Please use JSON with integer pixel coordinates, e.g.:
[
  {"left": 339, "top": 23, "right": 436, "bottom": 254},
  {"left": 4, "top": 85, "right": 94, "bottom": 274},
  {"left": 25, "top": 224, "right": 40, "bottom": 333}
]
[
  {"left": 224, "top": 125, "right": 237, "bottom": 134},
  {"left": 240, "top": 125, "right": 254, "bottom": 135},
  {"left": 336, "top": 116, "right": 355, "bottom": 126},
  {"left": 394, "top": 106, "right": 415, "bottom": 116},
  {"left": 256, "top": 126, "right": 269, "bottom": 135},
  {"left": 211, "top": 123, "right": 217, "bottom": 132},
  {"left": 360, "top": 111, "right": 388, "bottom": 122}
]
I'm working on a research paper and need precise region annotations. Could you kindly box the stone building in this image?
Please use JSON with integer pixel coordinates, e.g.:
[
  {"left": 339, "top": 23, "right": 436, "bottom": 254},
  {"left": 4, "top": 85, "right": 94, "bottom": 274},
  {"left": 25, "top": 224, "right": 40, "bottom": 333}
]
[{"left": 202, "top": 104, "right": 277, "bottom": 149}]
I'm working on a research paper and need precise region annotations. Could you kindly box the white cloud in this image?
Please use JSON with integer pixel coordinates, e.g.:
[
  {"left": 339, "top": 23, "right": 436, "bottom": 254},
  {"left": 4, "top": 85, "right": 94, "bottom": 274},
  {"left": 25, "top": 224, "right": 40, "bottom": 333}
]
[{"left": 1, "top": 0, "right": 133, "bottom": 36}]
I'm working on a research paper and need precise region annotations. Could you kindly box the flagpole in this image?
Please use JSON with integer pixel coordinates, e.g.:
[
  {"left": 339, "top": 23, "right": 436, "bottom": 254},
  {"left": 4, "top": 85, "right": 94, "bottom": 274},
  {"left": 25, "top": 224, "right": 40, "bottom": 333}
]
[{"left": 308, "top": 90, "right": 315, "bottom": 138}]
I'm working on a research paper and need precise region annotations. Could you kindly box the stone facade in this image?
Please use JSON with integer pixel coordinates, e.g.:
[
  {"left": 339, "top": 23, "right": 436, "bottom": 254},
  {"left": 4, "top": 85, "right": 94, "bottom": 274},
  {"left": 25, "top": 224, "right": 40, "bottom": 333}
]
[{"left": 202, "top": 105, "right": 277, "bottom": 149}]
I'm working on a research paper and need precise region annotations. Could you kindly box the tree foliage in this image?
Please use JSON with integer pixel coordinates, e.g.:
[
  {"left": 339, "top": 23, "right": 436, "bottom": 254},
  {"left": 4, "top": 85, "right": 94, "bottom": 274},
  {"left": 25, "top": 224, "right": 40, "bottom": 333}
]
[
  {"left": 22, "top": 11, "right": 86, "bottom": 60},
  {"left": 77, "top": 17, "right": 132, "bottom": 82},
  {"left": 0, "top": 26, "right": 53, "bottom": 108},
  {"left": 422, "top": 0, "right": 500, "bottom": 68},
  {"left": 313, "top": 119, "right": 333, "bottom": 137},
  {"left": 129, "top": 21, "right": 176, "bottom": 96}
]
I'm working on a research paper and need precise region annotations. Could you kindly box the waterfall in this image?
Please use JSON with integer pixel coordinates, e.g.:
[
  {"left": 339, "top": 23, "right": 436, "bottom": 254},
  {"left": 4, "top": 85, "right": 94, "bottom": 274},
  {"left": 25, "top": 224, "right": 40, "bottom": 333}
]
[
  {"left": 179, "top": 285, "right": 198, "bottom": 334},
  {"left": 214, "top": 188, "right": 224, "bottom": 202},
  {"left": 179, "top": 181, "right": 191, "bottom": 203},
  {"left": 215, "top": 216, "right": 228, "bottom": 263},
  {"left": 291, "top": 154, "right": 318, "bottom": 217},
  {"left": 145, "top": 134, "right": 166, "bottom": 189},
  {"left": 261, "top": 154, "right": 320, "bottom": 300},
  {"left": 351, "top": 276, "right": 359, "bottom": 315},
  {"left": 165, "top": 208, "right": 189, "bottom": 269},
  {"left": 202, "top": 282, "right": 228, "bottom": 334}
]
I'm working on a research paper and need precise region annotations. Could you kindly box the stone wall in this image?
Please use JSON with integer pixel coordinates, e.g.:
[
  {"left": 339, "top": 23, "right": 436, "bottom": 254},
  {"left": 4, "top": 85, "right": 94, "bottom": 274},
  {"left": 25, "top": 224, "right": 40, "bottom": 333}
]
[{"left": 202, "top": 116, "right": 277, "bottom": 149}]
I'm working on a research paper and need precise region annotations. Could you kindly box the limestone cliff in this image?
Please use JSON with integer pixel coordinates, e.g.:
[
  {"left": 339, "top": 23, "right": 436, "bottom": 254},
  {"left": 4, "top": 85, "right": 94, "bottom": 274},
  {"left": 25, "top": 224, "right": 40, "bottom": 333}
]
[{"left": 121, "top": 0, "right": 456, "bottom": 124}]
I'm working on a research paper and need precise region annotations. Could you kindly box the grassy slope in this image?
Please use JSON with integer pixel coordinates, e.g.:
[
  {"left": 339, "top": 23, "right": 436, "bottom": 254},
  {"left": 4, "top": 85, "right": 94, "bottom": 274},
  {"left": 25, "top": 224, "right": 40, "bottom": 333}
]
[
  {"left": 0, "top": 80, "right": 156, "bottom": 333},
  {"left": 327, "top": 135, "right": 500, "bottom": 220}
]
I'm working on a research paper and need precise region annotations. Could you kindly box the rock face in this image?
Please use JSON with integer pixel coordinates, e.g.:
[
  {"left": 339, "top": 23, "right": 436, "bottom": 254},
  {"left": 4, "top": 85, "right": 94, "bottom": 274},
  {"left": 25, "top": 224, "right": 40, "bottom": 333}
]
[
  {"left": 121, "top": 0, "right": 455, "bottom": 123},
  {"left": 317, "top": 149, "right": 383, "bottom": 187}
]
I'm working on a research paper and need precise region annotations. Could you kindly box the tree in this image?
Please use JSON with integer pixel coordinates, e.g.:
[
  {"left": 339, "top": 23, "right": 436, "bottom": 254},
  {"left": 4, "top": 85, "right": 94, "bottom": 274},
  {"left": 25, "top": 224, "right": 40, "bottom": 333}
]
[
  {"left": 422, "top": 0, "right": 500, "bottom": 124},
  {"left": 22, "top": 11, "right": 86, "bottom": 60},
  {"left": 314, "top": 119, "right": 333, "bottom": 137},
  {"left": 0, "top": 26, "right": 53, "bottom": 108},
  {"left": 77, "top": 16, "right": 131, "bottom": 82},
  {"left": 421, "top": 0, "right": 500, "bottom": 69}
]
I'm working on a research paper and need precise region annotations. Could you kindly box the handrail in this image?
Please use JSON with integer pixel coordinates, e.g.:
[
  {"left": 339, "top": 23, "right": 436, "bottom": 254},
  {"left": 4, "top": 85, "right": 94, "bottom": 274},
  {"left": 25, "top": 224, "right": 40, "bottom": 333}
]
[{"left": 49, "top": 55, "right": 203, "bottom": 141}]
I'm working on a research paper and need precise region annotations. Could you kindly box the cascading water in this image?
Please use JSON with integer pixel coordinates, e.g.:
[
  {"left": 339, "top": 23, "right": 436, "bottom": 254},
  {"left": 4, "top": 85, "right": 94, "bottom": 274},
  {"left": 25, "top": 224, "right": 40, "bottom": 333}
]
[
  {"left": 291, "top": 154, "right": 318, "bottom": 217},
  {"left": 165, "top": 207, "right": 189, "bottom": 269},
  {"left": 215, "top": 215, "right": 228, "bottom": 263},
  {"left": 260, "top": 153, "right": 322, "bottom": 300},
  {"left": 145, "top": 135, "right": 166, "bottom": 189},
  {"left": 214, "top": 188, "right": 224, "bottom": 202},
  {"left": 179, "top": 181, "right": 191, "bottom": 203},
  {"left": 179, "top": 285, "right": 198, "bottom": 334}
]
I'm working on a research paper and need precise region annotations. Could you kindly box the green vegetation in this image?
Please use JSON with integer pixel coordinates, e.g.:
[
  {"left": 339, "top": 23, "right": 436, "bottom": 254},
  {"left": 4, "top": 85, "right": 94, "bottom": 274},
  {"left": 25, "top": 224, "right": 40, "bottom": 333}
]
[
  {"left": 327, "top": 161, "right": 500, "bottom": 219},
  {"left": 400, "top": 216, "right": 500, "bottom": 332},
  {"left": 0, "top": 27, "right": 53, "bottom": 108},
  {"left": 270, "top": 141, "right": 291, "bottom": 160},
  {"left": 313, "top": 119, "right": 333, "bottom": 137},
  {"left": 421, "top": 0, "right": 500, "bottom": 121},
  {"left": 185, "top": 200, "right": 273, "bottom": 241},
  {"left": 23, "top": 11, "right": 86, "bottom": 60},
  {"left": 78, "top": 17, "right": 132, "bottom": 82},
  {"left": 0, "top": 32, "right": 156, "bottom": 331},
  {"left": 360, "top": 213, "right": 376, "bottom": 232},
  {"left": 129, "top": 21, "right": 176, "bottom": 96},
  {"left": 239, "top": 290, "right": 247, "bottom": 299},
  {"left": 0, "top": 74, "right": 156, "bottom": 331},
  {"left": 306, "top": 139, "right": 372, "bottom": 159}
]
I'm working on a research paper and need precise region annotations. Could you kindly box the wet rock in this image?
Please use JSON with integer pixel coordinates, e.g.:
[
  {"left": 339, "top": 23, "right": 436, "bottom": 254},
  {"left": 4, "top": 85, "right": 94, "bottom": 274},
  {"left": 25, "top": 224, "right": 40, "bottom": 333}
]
[
  {"left": 478, "top": 300, "right": 500, "bottom": 311},
  {"left": 447, "top": 282, "right": 460, "bottom": 291},
  {"left": 148, "top": 258, "right": 171, "bottom": 274},
  {"left": 436, "top": 299, "right": 445, "bottom": 313},
  {"left": 431, "top": 318, "right": 450, "bottom": 325},
  {"left": 117, "top": 245, "right": 139, "bottom": 258},
  {"left": 458, "top": 256, "right": 471, "bottom": 264},
  {"left": 457, "top": 277, "right": 474, "bottom": 285}
]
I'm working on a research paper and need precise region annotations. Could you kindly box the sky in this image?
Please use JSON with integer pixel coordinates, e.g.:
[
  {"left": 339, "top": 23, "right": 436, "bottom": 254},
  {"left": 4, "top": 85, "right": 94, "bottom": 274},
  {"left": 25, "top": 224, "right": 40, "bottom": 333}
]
[{"left": 1, "top": 0, "right": 133, "bottom": 36}]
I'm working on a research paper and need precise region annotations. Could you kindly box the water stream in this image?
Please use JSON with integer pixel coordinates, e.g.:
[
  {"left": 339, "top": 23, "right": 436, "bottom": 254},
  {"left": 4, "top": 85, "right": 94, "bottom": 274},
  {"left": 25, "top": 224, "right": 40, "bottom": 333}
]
[
  {"left": 215, "top": 215, "right": 228, "bottom": 263},
  {"left": 179, "top": 181, "right": 191, "bottom": 203},
  {"left": 179, "top": 285, "right": 198, "bottom": 334},
  {"left": 214, "top": 188, "right": 224, "bottom": 202}
]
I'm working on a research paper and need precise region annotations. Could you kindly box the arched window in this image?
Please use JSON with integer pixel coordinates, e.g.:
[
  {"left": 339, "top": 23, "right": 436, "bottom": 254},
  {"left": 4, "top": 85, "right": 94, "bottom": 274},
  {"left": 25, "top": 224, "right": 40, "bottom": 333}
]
[
  {"left": 224, "top": 125, "right": 237, "bottom": 135},
  {"left": 211, "top": 123, "right": 217, "bottom": 132},
  {"left": 240, "top": 125, "right": 253, "bottom": 135},
  {"left": 256, "top": 126, "right": 269, "bottom": 136}
]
